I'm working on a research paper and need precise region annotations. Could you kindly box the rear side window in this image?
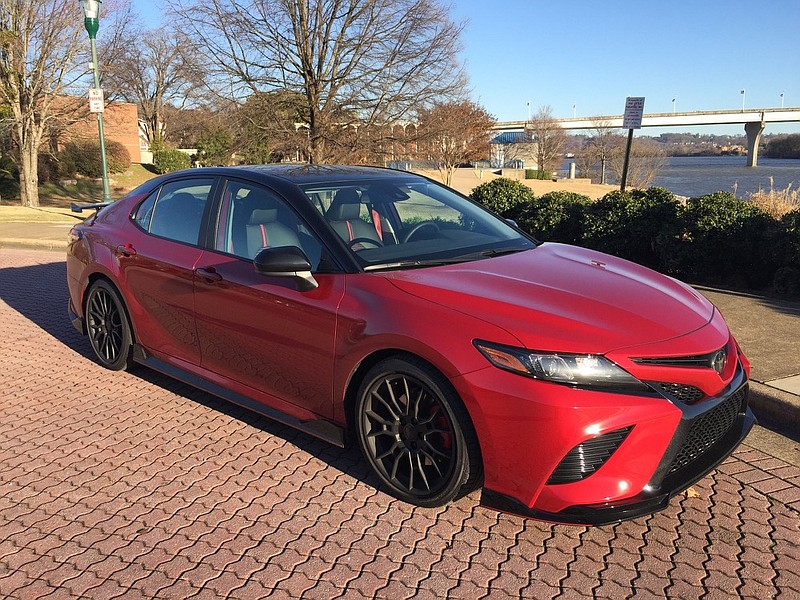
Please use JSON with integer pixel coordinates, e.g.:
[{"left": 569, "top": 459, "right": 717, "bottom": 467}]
[{"left": 133, "top": 178, "right": 215, "bottom": 245}]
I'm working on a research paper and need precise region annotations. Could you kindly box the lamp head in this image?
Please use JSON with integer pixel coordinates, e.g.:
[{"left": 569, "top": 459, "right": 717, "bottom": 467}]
[{"left": 82, "top": 0, "right": 101, "bottom": 38}]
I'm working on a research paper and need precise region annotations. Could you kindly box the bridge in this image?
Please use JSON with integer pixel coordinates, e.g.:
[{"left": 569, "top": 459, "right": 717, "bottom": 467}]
[{"left": 493, "top": 107, "right": 800, "bottom": 167}]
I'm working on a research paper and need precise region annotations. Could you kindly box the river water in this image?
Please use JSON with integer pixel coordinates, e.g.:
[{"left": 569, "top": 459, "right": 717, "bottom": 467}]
[{"left": 650, "top": 156, "right": 800, "bottom": 198}]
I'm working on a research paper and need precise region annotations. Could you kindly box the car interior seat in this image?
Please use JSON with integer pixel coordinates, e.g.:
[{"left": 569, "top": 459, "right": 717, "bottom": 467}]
[
  {"left": 245, "top": 208, "right": 301, "bottom": 259},
  {"left": 326, "top": 188, "right": 383, "bottom": 246}
]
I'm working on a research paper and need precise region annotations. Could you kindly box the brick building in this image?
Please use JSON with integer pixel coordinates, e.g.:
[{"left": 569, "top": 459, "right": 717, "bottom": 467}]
[{"left": 57, "top": 97, "right": 141, "bottom": 164}]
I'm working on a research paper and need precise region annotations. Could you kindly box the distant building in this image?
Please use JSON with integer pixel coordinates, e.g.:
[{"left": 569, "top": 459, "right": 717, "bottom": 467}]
[{"left": 489, "top": 131, "right": 538, "bottom": 169}]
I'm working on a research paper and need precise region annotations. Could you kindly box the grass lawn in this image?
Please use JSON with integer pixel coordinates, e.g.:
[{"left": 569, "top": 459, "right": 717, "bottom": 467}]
[
  {"left": 0, "top": 164, "right": 158, "bottom": 209},
  {"left": 0, "top": 164, "right": 158, "bottom": 223},
  {"left": 38, "top": 164, "right": 158, "bottom": 207}
]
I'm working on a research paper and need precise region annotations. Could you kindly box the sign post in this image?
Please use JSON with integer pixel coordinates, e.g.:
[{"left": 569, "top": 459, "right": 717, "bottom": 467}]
[{"left": 620, "top": 97, "right": 645, "bottom": 192}]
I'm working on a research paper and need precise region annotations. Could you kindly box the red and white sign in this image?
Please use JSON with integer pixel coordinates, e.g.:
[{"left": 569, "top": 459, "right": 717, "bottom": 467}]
[
  {"left": 88, "top": 88, "right": 104, "bottom": 113},
  {"left": 622, "top": 96, "right": 645, "bottom": 129}
]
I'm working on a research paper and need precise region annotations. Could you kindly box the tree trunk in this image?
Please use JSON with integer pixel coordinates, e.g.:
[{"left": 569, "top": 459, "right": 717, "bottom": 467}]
[{"left": 19, "top": 142, "right": 40, "bottom": 208}]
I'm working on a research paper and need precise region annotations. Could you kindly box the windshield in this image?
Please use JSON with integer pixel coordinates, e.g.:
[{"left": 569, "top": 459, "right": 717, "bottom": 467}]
[{"left": 301, "top": 176, "right": 536, "bottom": 270}]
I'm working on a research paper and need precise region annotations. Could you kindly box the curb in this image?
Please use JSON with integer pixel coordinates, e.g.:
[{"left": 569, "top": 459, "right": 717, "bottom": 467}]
[
  {"left": 0, "top": 238, "right": 68, "bottom": 251},
  {"left": 748, "top": 381, "right": 800, "bottom": 438}
]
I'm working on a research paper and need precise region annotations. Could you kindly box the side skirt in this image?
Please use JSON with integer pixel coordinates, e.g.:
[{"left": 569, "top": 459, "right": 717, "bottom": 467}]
[{"left": 132, "top": 344, "right": 346, "bottom": 447}]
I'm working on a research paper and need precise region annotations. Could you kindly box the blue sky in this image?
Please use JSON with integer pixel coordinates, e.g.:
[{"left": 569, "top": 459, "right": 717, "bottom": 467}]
[{"left": 130, "top": 0, "right": 800, "bottom": 134}]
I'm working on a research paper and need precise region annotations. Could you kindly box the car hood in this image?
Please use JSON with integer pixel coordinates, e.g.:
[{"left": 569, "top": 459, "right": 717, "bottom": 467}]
[{"left": 382, "top": 243, "right": 715, "bottom": 354}]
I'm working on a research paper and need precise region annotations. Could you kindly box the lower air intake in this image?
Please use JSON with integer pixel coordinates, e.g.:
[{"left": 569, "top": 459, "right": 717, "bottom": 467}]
[
  {"left": 668, "top": 385, "right": 747, "bottom": 474},
  {"left": 547, "top": 427, "right": 633, "bottom": 485}
]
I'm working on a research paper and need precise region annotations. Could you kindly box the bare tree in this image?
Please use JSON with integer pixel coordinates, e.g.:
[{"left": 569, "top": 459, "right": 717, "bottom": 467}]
[
  {"left": 161, "top": 105, "right": 217, "bottom": 148},
  {"left": 0, "top": 0, "right": 130, "bottom": 206},
  {"left": 416, "top": 100, "right": 495, "bottom": 186},
  {"left": 608, "top": 136, "right": 667, "bottom": 189},
  {"left": 577, "top": 119, "right": 617, "bottom": 184},
  {"left": 170, "top": 0, "right": 467, "bottom": 164},
  {"left": 104, "top": 26, "right": 205, "bottom": 145},
  {"left": 231, "top": 90, "right": 309, "bottom": 163},
  {"left": 525, "top": 105, "right": 566, "bottom": 177}
]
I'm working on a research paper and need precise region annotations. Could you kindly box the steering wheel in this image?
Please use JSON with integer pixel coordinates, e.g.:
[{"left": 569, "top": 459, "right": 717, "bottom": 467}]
[
  {"left": 347, "top": 237, "right": 383, "bottom": 250},
  {"left": 402, "top": 221, "right": 440, "bottom": 243}
]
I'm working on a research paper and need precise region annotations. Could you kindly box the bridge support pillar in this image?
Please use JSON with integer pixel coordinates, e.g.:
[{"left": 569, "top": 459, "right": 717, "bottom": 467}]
[{"left": 744, "top": 119, "right": 765, "bottom": 167}]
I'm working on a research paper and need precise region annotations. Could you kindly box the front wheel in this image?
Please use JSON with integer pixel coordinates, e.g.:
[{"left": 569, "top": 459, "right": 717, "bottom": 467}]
[
  {"left": 355, "top": 357, "right": 481, "bottom": 507},
  {"left": 85, "top": 280, "right": 134, "bottom": 371}
]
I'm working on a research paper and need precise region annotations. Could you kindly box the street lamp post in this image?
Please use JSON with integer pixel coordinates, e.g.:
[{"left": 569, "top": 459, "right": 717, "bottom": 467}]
[
  {"left": 672, "top": 98, "right": 676, "bottom": 113},
  {"left": 740, "top": 88, "right": 746, "bottom": 112},
  {"left": 780, "top": 92, "right": 785, "bottom": 108},
  {"left": 81, "top": 0, "right": 112, "bottom": 202}
]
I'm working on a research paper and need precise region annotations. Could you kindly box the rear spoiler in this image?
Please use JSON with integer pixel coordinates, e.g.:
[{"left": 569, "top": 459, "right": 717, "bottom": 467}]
[{"left": 71, "top": 201, "right": 111, "bottom": 214}]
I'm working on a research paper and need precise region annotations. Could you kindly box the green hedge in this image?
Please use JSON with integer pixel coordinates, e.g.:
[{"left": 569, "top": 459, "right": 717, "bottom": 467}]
[
  {"left": 59, "top": 140, "right": 131, "bottom": 177},
  {"left": 470, "top": 178, "right": 799, "bottom": 296},
  {"left": 525, "top": 169, "right": 552, "bottom": 180},
  {"left": 470, "top": 177, "right": 533, "bottom": 219},
  {"left": 517, "top": 191, "right": 591, "bottom": 246},
  {"left": 153, "top": 148, "right": 191, "bottom": 174}
]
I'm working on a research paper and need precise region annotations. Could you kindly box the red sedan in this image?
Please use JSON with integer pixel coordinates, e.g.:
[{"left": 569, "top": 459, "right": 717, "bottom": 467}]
[{"left": 66, "top": 165, "right": 755, "bottom": 525}]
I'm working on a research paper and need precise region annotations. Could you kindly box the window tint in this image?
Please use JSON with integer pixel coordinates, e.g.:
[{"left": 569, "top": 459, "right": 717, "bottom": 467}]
[
  {"left": 145, "top": 179, "right": 215, "bottom": 245},
  {"left": 214, "top": 180, "right": 322, "bottom": 270},
  {"left": 132, "top": 191, "right": 157, "bottom": 231}
]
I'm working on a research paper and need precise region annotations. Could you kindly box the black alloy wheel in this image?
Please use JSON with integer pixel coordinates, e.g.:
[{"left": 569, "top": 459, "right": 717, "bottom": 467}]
[
  {"left": 85, "top": 280, "right": 134, "bottom": 371},
  {"left": 355, "top": 357, "right": 481, "bottom": 507}
]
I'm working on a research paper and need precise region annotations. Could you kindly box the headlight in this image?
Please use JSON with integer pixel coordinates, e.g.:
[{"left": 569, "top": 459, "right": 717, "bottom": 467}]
[{"left": 474, "top": 340, "right": 649, "bottom": 392}]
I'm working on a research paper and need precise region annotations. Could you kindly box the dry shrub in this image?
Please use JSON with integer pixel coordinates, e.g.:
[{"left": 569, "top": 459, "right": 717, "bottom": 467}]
[{"left": 748, "top": 179, "right": 800, "bottom": 219}]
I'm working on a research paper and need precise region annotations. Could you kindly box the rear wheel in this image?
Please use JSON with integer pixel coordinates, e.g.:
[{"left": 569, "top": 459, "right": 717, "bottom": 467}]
[
  {"left": 355, "top": 357, "right": 481, "bottom": 507},
  {"left": 85, "top": 280, "right": 134, "bottom": 371}
]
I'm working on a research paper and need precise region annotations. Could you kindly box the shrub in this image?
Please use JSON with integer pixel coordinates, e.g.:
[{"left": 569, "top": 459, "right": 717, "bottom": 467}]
[
  {"left": 58, "top": 140, "right": 132, "bottom": 177},
  {"left": 516, "top": 191, "right": 591, "bottom": 245},
  {"left": 37, "top": 154, "right": 59, "bottom": 183},
  {"left": 525, "top": 169, "right": 552, "bottom": 180},
  {"left": 774, "top": 209, "right": 800, "bottom": 295},
  {"left": 153, "top": 148, "right": 191, "bottom": 174},
  {"left": 106, "top": 141, "right": 132, "bottom": 174},
  {"left": 470, "top": 177, "right": 533, "bottom": 219},
  {"left": 674, "top": 192, "right": 787, "bottom": 288},
  {"left": 583, "top": 188, "right": 683, "bottom": 270}
]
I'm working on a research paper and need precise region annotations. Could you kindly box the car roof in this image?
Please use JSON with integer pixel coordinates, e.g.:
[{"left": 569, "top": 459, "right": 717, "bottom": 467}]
[{"left": 194, "top": 164, "right": 423, "bottom": 186}]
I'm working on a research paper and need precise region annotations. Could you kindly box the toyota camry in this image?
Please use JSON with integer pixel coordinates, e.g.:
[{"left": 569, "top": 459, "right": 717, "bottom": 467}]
[{"left": 66, "top": 165, "right": 755, "bottom": 525}]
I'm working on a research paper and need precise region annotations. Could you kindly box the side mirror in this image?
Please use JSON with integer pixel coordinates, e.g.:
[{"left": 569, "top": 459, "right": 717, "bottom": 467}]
[{"left": 253, "top": 246, "right": 319, "bottom": 292}]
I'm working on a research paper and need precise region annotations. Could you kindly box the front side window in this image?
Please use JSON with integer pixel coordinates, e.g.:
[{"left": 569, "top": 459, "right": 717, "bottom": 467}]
[
  {"left": 134, "top": 178, "right": 215, "bottom": 245},
  {"left": 213, "top": 180, "right": 323, "bottom": 270}
]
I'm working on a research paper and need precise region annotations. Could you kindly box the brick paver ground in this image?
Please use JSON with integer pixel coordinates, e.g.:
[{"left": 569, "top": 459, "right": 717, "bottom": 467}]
[{"left": 1, "top": 248, "right": 798, "bottom": 599}]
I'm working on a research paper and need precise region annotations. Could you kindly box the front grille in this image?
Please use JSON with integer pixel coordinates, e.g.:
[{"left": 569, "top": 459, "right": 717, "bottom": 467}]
[
  {"left": 632, "top": 347, "right": 726, "bottom": 369},
  {"left": 655, "top": 382, "right": 705, "bottom": 404},
  {"left": 668, "top": 385, "right": 747, "bottom": 474},
  {"left": 547, "top": 427, "right": 633, "bottom": 484}
]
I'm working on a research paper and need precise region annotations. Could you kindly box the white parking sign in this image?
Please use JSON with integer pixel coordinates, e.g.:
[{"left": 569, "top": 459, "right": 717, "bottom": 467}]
[
  {"left": 88, "top": 88, "right": 104, "bottom": 113},
  {"left": 623, "top": 97, "right": 645, "bottom": 129}
]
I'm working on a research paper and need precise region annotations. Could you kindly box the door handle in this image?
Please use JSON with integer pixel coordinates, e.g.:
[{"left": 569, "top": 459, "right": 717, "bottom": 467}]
[
  {"left": 195, "top": 267, "right": 223, "bottom": 283},
  {"left": 116, "top": 244, "right": 137, "bottom": 257}
]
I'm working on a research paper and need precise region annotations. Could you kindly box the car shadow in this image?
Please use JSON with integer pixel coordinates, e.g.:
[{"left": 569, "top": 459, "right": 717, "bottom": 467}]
[
  {"left": 694, "top": 284, "right": 800, "bottom": 318},
  {"left": 0, "top": 258, "right": 380, "bottom": 493}
]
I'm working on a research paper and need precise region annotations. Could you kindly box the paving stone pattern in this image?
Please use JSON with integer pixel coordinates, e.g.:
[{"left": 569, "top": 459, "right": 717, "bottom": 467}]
[{"left": 1, "top": 248, "right": 798, "bottom": 599}]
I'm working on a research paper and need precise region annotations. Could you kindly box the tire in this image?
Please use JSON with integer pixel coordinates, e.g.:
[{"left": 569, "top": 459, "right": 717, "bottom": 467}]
[
  {"left": 85, "top": 279, "right": 134, "bottom": 371},
  {"left": 355, "top": 356, "right": 482, "bottom": 507}
]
